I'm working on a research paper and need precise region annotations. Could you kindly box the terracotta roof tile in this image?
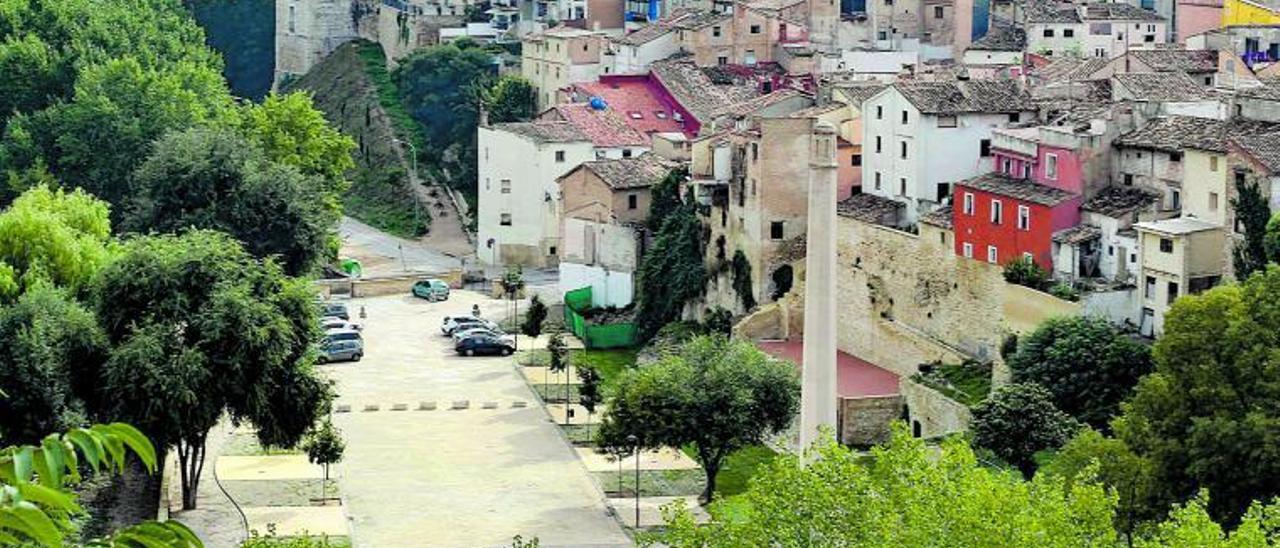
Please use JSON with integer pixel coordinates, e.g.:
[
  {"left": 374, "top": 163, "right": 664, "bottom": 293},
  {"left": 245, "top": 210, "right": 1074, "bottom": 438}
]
[
  {"left": 837, "top": 193, "right": 905, "bottom": 226},
  {"left": 550, "top": 104, "right": 651, "bottom": 147},
  {"left": 1115, "top": 116, "right": 1280, "bottom": 153},
  {"left": 957, "top": 173, "right": 1077, "bottom": 206},
  {"left": 1113, "top": 72, "right": 1209, "bottom": 101},
  {"left": 492, "top": 121, "right": 590, "bottom": 143},
  {"left": 919, "top": 203, "right": 954, "bottom": 229},
  {"left": 572, "top": 79, "right": 686, "bottom": 135},
  {"left": 894, "top": 79, "right": 1034, "bottom": 115},
  {"left": 1127, "top": 49, "right": 1219, "bottom": 73},
  {"left": 578, "top": 154, "right": 677, "bottom": 189}
]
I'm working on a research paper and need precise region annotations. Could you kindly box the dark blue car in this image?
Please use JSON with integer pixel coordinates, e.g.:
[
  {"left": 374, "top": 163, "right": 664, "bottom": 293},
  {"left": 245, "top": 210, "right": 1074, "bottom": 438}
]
[{"left": 455, "top": 334, "right": 515, "bottom": 356}]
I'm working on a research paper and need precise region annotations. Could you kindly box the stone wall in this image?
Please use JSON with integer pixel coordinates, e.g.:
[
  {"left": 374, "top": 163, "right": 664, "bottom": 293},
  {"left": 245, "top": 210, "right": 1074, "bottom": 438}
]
[
  {"left": 900, "top": 378, "right": 972, "bottom": 439},
  {"left": 840, "top": 395, "right": 904, "bottom": 446}
]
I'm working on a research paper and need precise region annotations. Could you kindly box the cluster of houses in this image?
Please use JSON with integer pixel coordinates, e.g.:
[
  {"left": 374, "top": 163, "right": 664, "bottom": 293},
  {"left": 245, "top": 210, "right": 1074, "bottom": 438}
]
[{"left": 471, "top": 0, "right": 1280, "bottom": 442}]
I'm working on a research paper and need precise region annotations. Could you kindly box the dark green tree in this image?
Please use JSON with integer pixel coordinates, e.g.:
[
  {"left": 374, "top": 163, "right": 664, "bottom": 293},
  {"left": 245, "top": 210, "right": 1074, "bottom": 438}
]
[
  {"left": 129, "top": 127, "right": 336, "bottom": 275},
  {"left": 394, "top": 43, "right": 493, "bottom": 194},
  {"left": 547, "top": 331, "right": 568, "bottom": 409},
  {"left": 702, "top": 306, "right": 733, "bottom": 335},
  {"left": 0, "top": 34, "right": 64, "bottom": 121},
  {"left": 1231, "top": 177, "right": 1272, "bottom": 279},
  {"left": 645, "top": 167, "right": 686, "bottom": 232},
  {"left": 1003, "top": 256, "right": 1049, "bottom": 290},
  {"left": 577, "top": 365, "right": 602, "bottom": 440},
  {"left": 730, "top": 250, "right": 756, "bottom": 310},
  {"left": 597, "top": 335, "right": 799, "bottom": 503},
  {"left": 1116, "top": 265, "right": 1280, "bottom": 524},
  {"left": 91, "top": 230, "right": 332, "bottom": 509},
  {"left": 522, "top": 294, "right": 548, "bottom": 338},
  {"left": 971, "top": 382, "right": 1079, "bottom": 478},
  {"left": 1008, "top": 316, "right": 1152, "bottom": 428},
  {"left": 635, "top": 196, "right": 705, "bottom": 340},
  {"left": 483, "top": 75, "right": 538, "bottom": 124},
  {"left": 1042, "top": 428, "right": 1157, "bottom": 543},
  {"left": 1264, "top": 212, "right": 1280, "bottom": 266}
]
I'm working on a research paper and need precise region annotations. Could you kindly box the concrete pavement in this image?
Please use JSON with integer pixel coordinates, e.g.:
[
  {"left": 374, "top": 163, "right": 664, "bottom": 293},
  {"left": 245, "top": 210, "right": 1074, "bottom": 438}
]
[
  {"left": 320, "top": 292, "right": 630, "bottom": 547},
  {"left": 339, "top": 217, "right": 463, "bottom": 276}
]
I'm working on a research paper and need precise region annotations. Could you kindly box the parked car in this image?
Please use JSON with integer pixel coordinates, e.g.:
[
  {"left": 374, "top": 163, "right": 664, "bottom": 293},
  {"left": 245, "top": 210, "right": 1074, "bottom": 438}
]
[
  {"left": 319, "top": 301, "right": 349, "bottom": 320},
  {"left": 323, "top": 328, "right": 363, "bottom": 345},
  {"left": 455, "top": 334, "right": 515, "bottom": 356},
  {"left": 412, "top": 279, "right": 451, "bottom": 301},
  {"left": 441, "top": 316, "right": 498, "bottom": 335},
  {"left": 452, "top": 326, "right": 505, "bottom": 342},
  {"left": 318, "top": 338, "right": 362, "bottom": 363},
  {"left": 321, "top": 317, "right": 361, "bottom": 331}
]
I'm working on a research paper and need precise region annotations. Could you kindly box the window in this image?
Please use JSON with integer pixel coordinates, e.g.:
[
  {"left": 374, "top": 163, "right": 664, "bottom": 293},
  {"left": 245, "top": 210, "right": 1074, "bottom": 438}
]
[
  {"left": 963, "top": 242, "right": 974, "bottom": 258},
  {"left": 500, "top": 213, "right": 513, "bottom": 226},
  {"left": 1044, "top": 29, "right": 1055, "bottom": 38},
  {"left": 1159, "top": 238, "right": 1173, "bottom": 253},
  {"left": 1168, "top": 151, "right": 1181, "bottom": 162},
  {"left": 1167, "top": 281, "right": 1179, "bottom": 304},
  {"left": 934, "top": 5, "right": 944, "bottom": 17},
  {"left": 874, "top": 172, "right": 882, "bottom": 190},
  {"left": 876, "top": 106, "right": 884, "bottom": 119},
  {"left": 980, "top": 139, "right": 992, "bottom": 157},
  {"left": 1145, "top": 275, "right": 1156, "bottom": 298},
  {"left": 622, "top": 149, "right": 633, "bottom": 158},
  {"left": 549, "top": 246, "right": 557, "bottom": 256},
  {"left": 1124, "top": 173, "right": 1134, "bottom": 186},
  {"left": 1209, "top": 156, "right": 1219, "bottom": 171},
  {"left": 963, "top": 192, "right": 975, "bottom": 215},
  {"left": 628, "top": 193, "right": 638, "bottom": 209},
  {"left": 1210, "top": 191, "right": 1219, "bottom": 211},
  {"left": 500, "top": 179, "right": 512, "bottom": 194},
  {"left": 770, "top": 221, "right": 784, "bottom": 239},
  {"left": 1001, "top": 158, "right": 1011, "bottom": 174},
  {"left": 875, "top": 136, "right": 882, "bottom": 153},
  {"left": 851, "top": 154, "right": 862, "bottom": 166},
  {"left": 901, "top": 110, "right": 909, "bottom": 123},
  {"left": 938, "top": 115, "right": 957, "bottom": 128},
  {"left": 898, "top": 178, "right": 906, "bottom": 195},
  {"left": 752, "top": 143, "right": 759, "bottom": 162},
  {"left": 936, "top": 183, "right": 950, "bottom": 201},
  {"left": 990, "top": 199, "right": 1003, "bottom": 225},
  {"left": 750, "top": 24, "right": 761, "bottom": 34},
  {"left": 885, "top": 0, "right": 893, "bottom": 4},
  {"left": 1023, "top": 164, "right": 1032, "bottom": 178},
  {"left": 555, "top": 150, "right": 566, "bottom": 162},
  {"left": 717, "top": 56, "right": 728, "bottom": 65},
  {"left": 1095, "top": 48, "right": 1107, "bottom": 57},
  {"left": 1009, "top": 112, "right": 1021, "bottom": 123},
  {"left": 1063, "top": 28, "right": 1075, "bottom": 38},
  {"left": 1144, "top": 34, "right": 1155, "bottom": 42},
  {"left": 288, "top": 5, "right": 296, "bottom": 33},
  {"left": 987, "top": 245, "right": 998, "bottom": 264},
  {"left": 1171, "top": 189, "right": 1181, "bottom": 209},
  {"left": 900, "top": 141, "right": 908, "bottom": 159},
  {"left": 1017, "top": 205, "right": 1030, "bottom": 230},
  {"left": 712, "top": 26, "right": 722, "bottom": 37},
  {"left": 1045, "top": 153, "right": 1058, "bottom": 180}
]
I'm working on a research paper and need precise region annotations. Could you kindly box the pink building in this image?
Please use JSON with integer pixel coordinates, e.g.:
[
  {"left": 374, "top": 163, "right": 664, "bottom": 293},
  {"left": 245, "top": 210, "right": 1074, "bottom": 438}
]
[
  {"left": 990, "top": 120, "right": 1116, "bottom": 198},
  {"left": 1177, "top": 0, "right": 1224, "bottom": 43}
]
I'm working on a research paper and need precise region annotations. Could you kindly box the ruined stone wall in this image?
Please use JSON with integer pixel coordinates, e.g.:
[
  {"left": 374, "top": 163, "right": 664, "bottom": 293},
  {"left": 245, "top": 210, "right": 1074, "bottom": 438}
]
[
  {"left": 900, "top": 378, "right": 971, "bottom": 439},
  {"left": 275, "top": 0, "right": 359, "bottom": 86},
  {"left": 840, "top": 395, "right": 903, "bottom": 446}
]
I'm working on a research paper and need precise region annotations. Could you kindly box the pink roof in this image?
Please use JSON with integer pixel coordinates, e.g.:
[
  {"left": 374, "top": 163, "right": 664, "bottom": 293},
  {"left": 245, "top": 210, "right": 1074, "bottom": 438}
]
[
  {"left": 573, "top": 78, "right": 687, "bottom": 136},
  {"left": 551, "top": 104, "right": 650, "bottom": 148},
  {"left": 757, "top": 340, "right": 900, "bottom": 398}
]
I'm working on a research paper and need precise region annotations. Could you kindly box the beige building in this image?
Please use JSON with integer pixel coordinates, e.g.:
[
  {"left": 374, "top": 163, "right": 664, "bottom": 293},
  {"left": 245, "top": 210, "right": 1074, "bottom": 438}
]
[
  {"left": 522, "top": 27, "right": 609, "bottom": 109},
  {"left": 558, "top": 154, "right": 676, "bottom": 225},
  {"left": 1134, "top": 217, "right": 1225, "bottom": 336}
]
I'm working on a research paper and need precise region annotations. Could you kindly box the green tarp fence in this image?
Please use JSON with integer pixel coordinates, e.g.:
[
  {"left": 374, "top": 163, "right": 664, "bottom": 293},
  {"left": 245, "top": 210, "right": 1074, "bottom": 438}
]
[{"left": 563, "top": 286, "right": 637, "bottom": 349}]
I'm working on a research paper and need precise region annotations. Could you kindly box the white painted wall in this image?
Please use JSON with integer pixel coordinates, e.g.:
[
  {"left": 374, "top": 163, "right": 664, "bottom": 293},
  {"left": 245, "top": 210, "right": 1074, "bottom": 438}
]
[
  {"left": 612, "top": 33, "right": 679, "bottom": 74},
  {"left": 1082, "top": 287, "right": 1140, "bottom": 326},
  {"left": 559, "top": 262, "right": 635, "bottom": 307}
]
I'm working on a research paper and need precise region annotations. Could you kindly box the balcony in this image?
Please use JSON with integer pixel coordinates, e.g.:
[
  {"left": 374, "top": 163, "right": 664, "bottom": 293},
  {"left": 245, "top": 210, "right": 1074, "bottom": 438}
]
[{"left": 991, "top": 127, "right": 1039, "bottom": 159}]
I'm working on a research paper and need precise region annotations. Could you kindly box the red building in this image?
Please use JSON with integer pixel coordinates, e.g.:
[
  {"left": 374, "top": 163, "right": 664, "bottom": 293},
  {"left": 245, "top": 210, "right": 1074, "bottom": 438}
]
[{"left": 952, "top": 173, "right": 1082, "bottom": 270}]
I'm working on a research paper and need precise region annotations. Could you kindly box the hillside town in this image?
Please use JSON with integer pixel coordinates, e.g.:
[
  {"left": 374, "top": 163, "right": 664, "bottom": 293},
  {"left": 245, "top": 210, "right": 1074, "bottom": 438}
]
[{"left": 2, "top": 0, "right": 1280, "bottom": 546}]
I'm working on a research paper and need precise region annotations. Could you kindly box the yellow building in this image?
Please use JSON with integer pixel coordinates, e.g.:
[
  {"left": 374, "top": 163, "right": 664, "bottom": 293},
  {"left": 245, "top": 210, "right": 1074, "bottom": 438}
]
[
  {"left": 1134, "top": 217, "right": 1225, "bottom": 337},
  {"left": 1223, "top": 0, "right": 1280, "bottom": 27}
]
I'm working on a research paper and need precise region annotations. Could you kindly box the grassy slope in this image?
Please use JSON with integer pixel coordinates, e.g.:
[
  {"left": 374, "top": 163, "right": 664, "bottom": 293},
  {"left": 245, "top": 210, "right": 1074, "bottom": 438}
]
[{"left": 284, "top": 41, "right": 427, "bottom": 238}]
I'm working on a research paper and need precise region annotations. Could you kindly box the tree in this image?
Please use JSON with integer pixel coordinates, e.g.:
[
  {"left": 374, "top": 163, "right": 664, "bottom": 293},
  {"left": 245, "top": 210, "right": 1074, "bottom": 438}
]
[
  {"left": 302, "top": 419, "right": 345, "bottom": 502},
  {"left": 0, "top": 286, "right": 107, "bottom": 445},
  {"left": 0, "top": 35, "right": 63, "bottom": 120},
  {"left": 659, "top": 424, "right": 1119, "bottom": 546},
  {"left": 971, "top": 383, "right": 1079, "bottom": 478},
  {"left": 1264, "top": 212, "right": 1280, "bottom": 266},
  {"left": 128, "top": 127, "right": 336, "bottom": 275},
  {"left": 1115, "top": 266, "right": 1280, "bottom": 524},
  {"left": 730, "top": 250, "right": 756, "bottom": 310},
  {"left": 597, "top": 336, "right": 799, "bottom": 503},
  {"left": 237, "top": 91, "right": 356, "bottom": 200},
  {"left": 577, "top": 365, "right": 602, "bottom": 440},
  {"left": 702, "top": 306, "right": 733, "bottom": 335},
  {"left": 90, "top": 231, "right": 332, "bottom": 509},
  {"left": 1003, "top": 256, "right": 1050, "bottom": 290},
  {"left": 0, "top": 422, "right": 202, "bottom": 547},
  {"left": 1008, "top": 316, "right": 1152, "bottom": 428},
  {"left": 1135, "top": 494, "right": 1279, "bottom": 548},
  {"left": 483, "top": 76, "right": 538, "bottom": 124},
  {"left": 1041, "top": 428, "right": 1158, "bottom": 543},
  {"left": 0, "top": 185, "right": 113, "bottom": 301},
  {"left": 547, "top": 332, "right": 568, "bottom": 409},
  {"left": 645, "top": 167, "right": 686, "bottom": 232},
  {"left": 1230, "top": 177, "right": 1272, "bottom": 279},
  {"left": 522, "top": 294, "right": 547, "bottom": 338},
  {"left": 634, "top": 197, "right": 706, "bottom": 340}
]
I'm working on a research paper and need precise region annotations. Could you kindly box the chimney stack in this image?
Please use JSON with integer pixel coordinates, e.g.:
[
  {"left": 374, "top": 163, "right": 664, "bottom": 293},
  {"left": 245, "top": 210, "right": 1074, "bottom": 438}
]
[{"left": 799, "top": 119, "right": 839, "bottom": 457}]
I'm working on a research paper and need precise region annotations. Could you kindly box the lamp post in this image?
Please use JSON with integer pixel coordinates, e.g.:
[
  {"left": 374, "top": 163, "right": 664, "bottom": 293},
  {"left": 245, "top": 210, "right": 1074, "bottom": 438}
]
[
  {"left": 627, "top": 434, "right": 639, "bottom": 528},
  {"left": 393, "top": 138, "right": 422, "bottom": 232}
]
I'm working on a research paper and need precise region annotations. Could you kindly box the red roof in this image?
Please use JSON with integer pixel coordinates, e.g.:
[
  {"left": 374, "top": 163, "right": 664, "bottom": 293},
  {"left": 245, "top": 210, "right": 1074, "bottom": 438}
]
[
  {"left": 573, "top": 78, "right": 686, "bottom": 136},
  {"left": 550, "top": 104, "right": 650, "bottom": 148},
  {"left": 757, "top": 340, "right": 900, "bottom": 398}
]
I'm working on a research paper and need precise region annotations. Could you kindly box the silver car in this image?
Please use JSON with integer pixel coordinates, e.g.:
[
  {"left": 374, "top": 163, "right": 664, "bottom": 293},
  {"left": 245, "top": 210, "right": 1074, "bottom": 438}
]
[
  {"left": 452, "top": 326, "right": 506, "bottom": 342},
  {"left": 318, "top": 338, "right": 363, "bottom": 363}
]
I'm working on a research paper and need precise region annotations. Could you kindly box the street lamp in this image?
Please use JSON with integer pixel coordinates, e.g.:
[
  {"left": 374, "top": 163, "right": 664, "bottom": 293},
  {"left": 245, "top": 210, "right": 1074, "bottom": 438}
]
[
  {"left": 393, "top": 138, "right": 423, "bottom": 232},
  {"left": 627, "top": 434, "right": 639, "bottom": 529}
]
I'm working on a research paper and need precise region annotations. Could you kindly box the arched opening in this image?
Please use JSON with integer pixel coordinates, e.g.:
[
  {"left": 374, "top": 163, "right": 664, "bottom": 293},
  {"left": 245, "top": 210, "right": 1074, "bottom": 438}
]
[{"left": 770, "top": 264, "right": 794, "bottom": 300}]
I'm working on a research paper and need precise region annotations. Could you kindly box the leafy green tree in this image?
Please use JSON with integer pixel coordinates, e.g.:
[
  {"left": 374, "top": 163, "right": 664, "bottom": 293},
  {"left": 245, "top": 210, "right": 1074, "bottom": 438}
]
[
  {"left": 730, "top": 250, "right": 756, "bottom": 310},
  {"left": 577, "top": 365, "right": 602, "bottom": 440},
  {"left": 1008, "top": 316, "right": 1152, "bottom": 428},
  {"left": 302, "top": 419, "right": 345, "bottom": 501},
  {"left": 0, "top": 422, "right": 202, "bottom": 547},
  {"left": 394, "top": 43, "right": 493, "bottom": 194},
  {"left": 645, "top": 167, "right": 686, "bottom": 232},
  {"left": 483, "top": 76, "right": 538, "bottom": 124},
  {"left": 1230, "top": 177, "right": 1272, "bottom": 279},
  {"left": 1116, "top": 266, "right": 1280, "bottom": 524},
  {"left": 659, "top": 424, "right": 1119, "bottom": 546},
  {"left": 971, "top": 382, "right": 1080, "bottom": 478},
  {"left": 1135, "top": 494, "right": 1279, "bottom": 548},
  {"left": 635, "top": 197, "right": 705, "bottom": 340},
  {"left": 1264, "top": 212, "right": 1280, "bottom": 266},
  {"left": 0, "top": 35, "right": 63, "bottom": 121},
  {"left": 0, "top": 286, "right": 107, "bottom": 445},
  {"left": 238, "top": 91, "right": 356, "bottom": 198},
  {"left": 522, "top": 294, "right": 548, "bottom": 338},
  {"left": 597, "top": 336, "right": 798, "bottom": 503},
  {"left": 547, "top": 332, "right": 568, "bottom": 406},
  {"left": 0, "top": 185, "right": 113, "bottom": 300},
  {"left": 129, "top": 127, "right": 335, "bottom": 275},
  {"left": 1041, "top": 428, "right": 1157, "bottom": 543},
  {"left": 1003, "top": 256, "right": 1049, "bottom": 290},
  {"left": 90, "top": 231, "right": 332, "bottom": 509}
]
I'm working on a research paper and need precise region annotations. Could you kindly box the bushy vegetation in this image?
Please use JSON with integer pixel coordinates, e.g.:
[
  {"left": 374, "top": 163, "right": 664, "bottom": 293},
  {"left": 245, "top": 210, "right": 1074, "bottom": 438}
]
[{"left": 1002, "top": 256, "right": 1050, "bottom": 290}]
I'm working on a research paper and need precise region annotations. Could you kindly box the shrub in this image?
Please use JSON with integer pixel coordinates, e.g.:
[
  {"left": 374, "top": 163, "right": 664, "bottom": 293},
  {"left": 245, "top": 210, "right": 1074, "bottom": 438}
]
[
  {"left": 1048, "top": 282, "right": 1079, "bottom": 301},
  {"left": 1003, "top": 257, "right": 1049, "bottom": 290}
]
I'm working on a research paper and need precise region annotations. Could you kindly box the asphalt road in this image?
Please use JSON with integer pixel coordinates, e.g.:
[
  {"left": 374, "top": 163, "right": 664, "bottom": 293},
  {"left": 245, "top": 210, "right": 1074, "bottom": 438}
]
[{"left": 339, "top": 217, "right": 464, "bottom": 276}]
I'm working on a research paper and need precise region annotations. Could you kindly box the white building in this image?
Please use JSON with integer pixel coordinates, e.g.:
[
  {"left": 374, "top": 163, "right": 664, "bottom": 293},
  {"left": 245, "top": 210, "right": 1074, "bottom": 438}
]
[
  {"left": 1025, "top": 3, "right": 1166, "bottom": 59},
  {"left": 861, "top": 79, "right": 1036, "bottom": 222},
  {"left": 607, "top": 20, "right": 681, "bottom": 74},
  {"left": 477, "top": 122, "right": 595, "bottom": 267},
  {"left": 819, "top": 51, "right": 920, "bottom": 81},
  {"left": 1134, "top": 216, "right": 1225, "bottom": 336}
]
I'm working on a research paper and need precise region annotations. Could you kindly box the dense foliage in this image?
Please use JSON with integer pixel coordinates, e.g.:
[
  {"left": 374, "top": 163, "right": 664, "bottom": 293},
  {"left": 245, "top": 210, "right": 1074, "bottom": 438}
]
[
  {"left": 971, "top": 382, "right": 1079, "bottom": 478},
  {"left": 1008, "top": 316, "right": 1152, "bottom": 428},
  {"left": 730, "top": 250, "right": 756, "bottom": 310},
  {"left": 1003, "top": 256, "right": 1050, "bottom": 290},
  {"left": 597, "top": 336, "right": 798, "bottom": 502},
  {"left": 522, "top": 294, "right": 547, "bottom": 338},
  {"left": 634, "top": 191, "right": 705, "bottom": 340},
  {"left": 482, "top": 75, "right": 538, "bottom": 124},
  {"left": 0, "top": 185, "right": 112, "bottom": 301},
  {"left": 186, "top": 0, "right": 276, "bottom": 100},
  {"left": 1230, "top": 177, "right": 1273, "bottom": 279}
]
